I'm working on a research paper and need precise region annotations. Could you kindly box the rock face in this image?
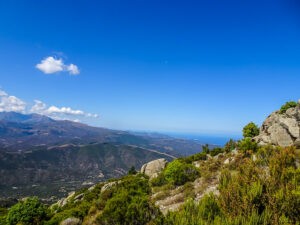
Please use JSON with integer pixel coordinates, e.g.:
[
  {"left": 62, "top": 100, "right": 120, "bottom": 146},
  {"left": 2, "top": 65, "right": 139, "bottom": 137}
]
[
  {"left": 254, "top": 103, "right": 300, "bottom": 147},
  {"left": 141, "top": 158, "right": 168, "bottom": 179}
]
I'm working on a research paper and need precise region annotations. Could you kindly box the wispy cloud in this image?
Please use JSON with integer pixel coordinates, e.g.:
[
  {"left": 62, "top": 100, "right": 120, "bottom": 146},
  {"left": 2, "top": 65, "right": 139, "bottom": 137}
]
[{"left": 36, "top": 56, "right": 80, "bottom": 75}]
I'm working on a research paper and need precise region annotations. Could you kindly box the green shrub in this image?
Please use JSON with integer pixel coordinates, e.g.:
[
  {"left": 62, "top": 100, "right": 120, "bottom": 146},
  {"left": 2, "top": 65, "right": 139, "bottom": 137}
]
[
  {"left": 238, "top": 137, "right": 258, "bottom": 153},
  {"left": 0, "top": 216, "right": 6, "bottom": 225},
  {"left": 210, "top": 147, "right": 224, "bottom": 157},
  {"left": 243, "top": 122, "right": 259, "bottom": 138},
  {"left": 150, "top": 173, "right": 167, "bottom": 187},
  {"left": 224, "top": 139, "right": 236, "bottom": 153},
  {"left": 162, "top": 195, "right": 222, "bottom": 225},
  {"left": 45, "top": 201, "right": 90, "bottom": 225},
  {"left": 6, "top": 197, "right": 48, "bottom": 225},
  {"left": 97, "top": 175, "right": 161, "bottom": 225},
  {"left": 279, "top": 101, "right": 297, "bottom": 114},
  {"left": 98, "top": 191, "right": 159, "bottom": 225},
  {"left": 128, "top": 166, "right": 137, "bottom": 175},
  {"left": 181, "top": 152, "right": 207, "bottom": 164},
  {"left": 164, "top": 160, "right": 199, "bottom": 186},
  {"left": 202, "top": 144, "right": 210, "bottom": 154}
]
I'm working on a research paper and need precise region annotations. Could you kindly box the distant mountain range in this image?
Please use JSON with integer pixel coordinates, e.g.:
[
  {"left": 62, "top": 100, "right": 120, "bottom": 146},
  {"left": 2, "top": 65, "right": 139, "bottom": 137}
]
[
  {"left": 0, "top": 111, "right": 203, "bottom": 155},
  {"left": 0, "top": 112, "right": 206, "bottom": 200}
]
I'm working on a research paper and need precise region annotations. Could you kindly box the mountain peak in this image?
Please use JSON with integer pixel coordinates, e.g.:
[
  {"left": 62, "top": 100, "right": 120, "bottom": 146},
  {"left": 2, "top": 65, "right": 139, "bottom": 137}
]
[{"left": 0, "top": 111, "right": 53, "bottom": 123}]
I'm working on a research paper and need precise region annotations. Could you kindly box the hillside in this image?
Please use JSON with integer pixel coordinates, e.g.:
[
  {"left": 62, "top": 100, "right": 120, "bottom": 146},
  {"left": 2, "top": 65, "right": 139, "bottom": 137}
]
[
  {"left": 0, "top": 101, "right": 299, "bottom": 225},
  {"left": 0, "top": 143, "right": 174, "bottom": 201},
  {"left": 0, "top": 112, "right": 207, "bottom": 201},
  {"left": 0, "top": 112, "right": 204, "bottom": 156}
]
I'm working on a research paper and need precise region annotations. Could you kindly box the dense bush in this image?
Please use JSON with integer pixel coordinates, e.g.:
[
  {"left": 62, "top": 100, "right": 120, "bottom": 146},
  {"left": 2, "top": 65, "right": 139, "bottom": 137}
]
[
  {"left": 279, "top": 101, "right": 297, "bottom": 114},
  {"left": 164, "top": 160, "right": 199, "bottom": 186},
  {"left": 237, "top": 137, "right": 258, "bottom": 153},
  {"left": 96, "top": 174, "right": 161, "bottom": 225},
  {"left": 6, "top": 197, "right": 48, "bottom": 225},
  {"left": 243, "top": 122, "right": 259, "bottom": 138}
]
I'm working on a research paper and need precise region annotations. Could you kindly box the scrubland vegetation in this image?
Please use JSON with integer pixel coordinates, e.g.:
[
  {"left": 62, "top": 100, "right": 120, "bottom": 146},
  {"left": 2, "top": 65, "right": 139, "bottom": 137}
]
[{"left": 1, "top": 140, "right": 298, "bottom": 225}]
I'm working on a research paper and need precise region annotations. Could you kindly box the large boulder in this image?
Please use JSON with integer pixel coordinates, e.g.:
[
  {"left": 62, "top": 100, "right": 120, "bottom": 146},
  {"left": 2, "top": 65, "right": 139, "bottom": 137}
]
[
  {"left": 141, "top": 158, "right": 168, "bottom": 179},
  {"left": 254, "top": 102, "right": 300, "bottom": 147}
]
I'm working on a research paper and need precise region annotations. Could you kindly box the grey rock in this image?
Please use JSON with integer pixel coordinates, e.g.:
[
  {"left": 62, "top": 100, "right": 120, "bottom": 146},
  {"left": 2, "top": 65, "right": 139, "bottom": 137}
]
[
  {"left": 268, "top": 123, "right": 294, "bottom": 146},
  {"left": 224, "top": 157, "right": 235, "bottom": 165},
  {"left": 60, "top": 218, "right": 81, "bottom": 225},
  {"left": 279, "top": 117, "right": 299, "bottom": 138},
  {"left": 101, "top": 181, "right": 119, "bottom": 193},
  {"left": 213, "top": 153, "right": 224, "bottom": 160},
  {"left": 74, "top": 193, "right": 84, "bottom": 201},
  {"left": 141, "top": 158, "right": 168, "bottom": 179},
  {"left": 55, "top": 191, "right": 75, "bottom": 208},
  {"left": 286, "top": 107, "right": 297, "bottom": 117},
  {"left": 231, "top": 149, "right": 238, "bottom": 155},
  {"left": 254, "top": 104, "right": 300, "bottom": 147}
]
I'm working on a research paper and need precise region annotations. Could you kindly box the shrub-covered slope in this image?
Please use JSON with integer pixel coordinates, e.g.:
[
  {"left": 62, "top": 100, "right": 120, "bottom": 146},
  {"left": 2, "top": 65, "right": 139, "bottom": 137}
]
[
  {"left": 1, "top": 102, "right": 300, "bottom": 225},
  {"left": 1, "top": 141, "right": 299, "bottom": 225}
]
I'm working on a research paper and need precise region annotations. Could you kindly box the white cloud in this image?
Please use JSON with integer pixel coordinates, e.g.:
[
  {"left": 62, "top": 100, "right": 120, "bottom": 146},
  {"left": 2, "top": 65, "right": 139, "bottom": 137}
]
[
  {"left": 30, "top": 100, "right": 99, "bottom": 119},
  {"left": 0, "top": 89, "right": 99, "bottom": 123},
  {"left": 47, "top": 106, "right": 85, "bottom": 115},
  {"left": 30, "top": 100, "right": 47, "bottom": 114},
  {"left": 36, "top": 57, "right": 64, "bottom": 74},
  {"left": 67, "top": 64, "right": 80, "bottom": 75},
  {"left": 36, "top": 56, "right": 80, "bottom": 75},
  {"left": 0, "top": 90, "right": 26, "bottom": 113}
]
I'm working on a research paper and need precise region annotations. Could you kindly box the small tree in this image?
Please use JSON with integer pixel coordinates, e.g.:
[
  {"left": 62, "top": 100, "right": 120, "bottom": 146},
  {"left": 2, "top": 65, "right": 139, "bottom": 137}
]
[
  {"left": 243, "top": 122, "right": 259, "bottom": 138},
  {"left": 128, "top": 166, "right": 137, "bottom": 175},
  {"left": 202, "top": 144, "right": 210, "bottom": 154},
  {"left": 6, "top": 197, "right": 48, "bottom": 225}
]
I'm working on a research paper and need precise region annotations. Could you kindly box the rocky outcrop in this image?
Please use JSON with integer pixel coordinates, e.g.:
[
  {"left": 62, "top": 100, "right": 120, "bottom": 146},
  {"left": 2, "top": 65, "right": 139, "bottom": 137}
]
[
  {"left": 141, "top": 158, "right": 168, "bottom": 179},
  {"left": 254, "top": 101, "right": 300, "bottom": 147},
  {"left": 55, "top": 191, "right": 76, "bottom": 208}
]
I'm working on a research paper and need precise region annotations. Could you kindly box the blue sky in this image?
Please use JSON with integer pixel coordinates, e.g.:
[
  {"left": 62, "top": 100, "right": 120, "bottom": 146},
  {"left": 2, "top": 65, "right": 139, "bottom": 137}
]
[{"left": 0, "top": 0, "right": 300, "bottom": 136}]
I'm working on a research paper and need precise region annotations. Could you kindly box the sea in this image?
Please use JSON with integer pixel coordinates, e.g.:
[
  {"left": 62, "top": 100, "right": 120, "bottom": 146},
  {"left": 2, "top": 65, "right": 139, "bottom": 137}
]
[{"left": 165, "top": 132, "right": 242, "bottom": 146}]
